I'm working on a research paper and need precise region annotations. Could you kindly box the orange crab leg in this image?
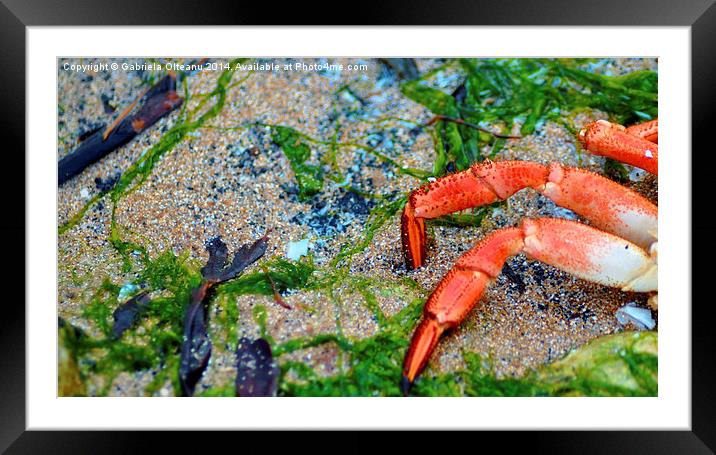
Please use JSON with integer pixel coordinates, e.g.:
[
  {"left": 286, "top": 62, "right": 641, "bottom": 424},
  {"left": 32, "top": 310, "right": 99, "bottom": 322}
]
[
  {"left": 540, "top": 164, "right": 657, "bottom": 249},
  {"left": 401, "top": 160, "right": 547, "bottom": 269},
  {"left": 401, "top": 228, "right": 523, "bottom": 390},
  {"left": 578, "top": 119, "right": 658, "bottom": 175},
  {"left": 401, "top": 218, "right": 657, "bottom": 394},
  {"left": 626, "top": 118, "right": 658, "bottom": 143},
  {"left": 402, "top": 160, "right": 658, "bottom": 269}
]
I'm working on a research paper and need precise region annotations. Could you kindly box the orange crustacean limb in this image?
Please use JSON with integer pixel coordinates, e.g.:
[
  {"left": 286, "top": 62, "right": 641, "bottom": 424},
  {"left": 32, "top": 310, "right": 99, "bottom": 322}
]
[
  {"left": 578, "top": 119, "right": 658, "bottom": 175},
  {"left": 401, "top": 218, "right": 658, "bottom": 394},
  {"left": 399, "top": 118, "right": 659, "bottom": 394},
  {"left": 625, "top": 118, "right": 658, "bottom": 143},
  {"left": 402, "top": 227, "right": 523, "bottom": 388},
  {"left": 401, "top": 160, "right": 547, "bottom": 269},
  {"left": 401, "top": 160, "right": 658, "bottom": 270}
]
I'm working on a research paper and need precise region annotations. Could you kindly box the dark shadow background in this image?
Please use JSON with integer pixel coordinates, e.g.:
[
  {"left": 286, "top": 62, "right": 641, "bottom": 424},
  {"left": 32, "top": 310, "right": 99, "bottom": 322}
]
[{"left": 2, "top": 0, "right": 714, "bottom": 452}]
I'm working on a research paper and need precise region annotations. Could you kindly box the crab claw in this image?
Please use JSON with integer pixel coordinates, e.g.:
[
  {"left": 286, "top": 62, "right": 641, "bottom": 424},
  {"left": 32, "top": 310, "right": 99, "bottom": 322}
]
[
  {"left": 401, "top": 200, "right": 427, "bottom": 270},
  {"left": 401, "top": 317, "right": 445, "bottom": 394},
  {"left": 578, "top": 119, "right": 658, "bottom": 175},
  {"left": 402, "top": 228, "right": 524, "bottom": 391}
]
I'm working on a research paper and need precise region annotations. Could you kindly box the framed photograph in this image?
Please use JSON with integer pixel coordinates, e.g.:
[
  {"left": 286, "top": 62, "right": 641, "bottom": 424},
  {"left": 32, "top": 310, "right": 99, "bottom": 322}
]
[{"left": 5, "top": 0, "right": 715, "bottom": 451}]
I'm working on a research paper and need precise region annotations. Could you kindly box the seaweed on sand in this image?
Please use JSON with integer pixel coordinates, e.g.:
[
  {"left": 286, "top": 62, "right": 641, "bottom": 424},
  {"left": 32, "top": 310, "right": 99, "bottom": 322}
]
[
  {"left": 71, "top": 245, "right": 659, "bottom": 397},
  {"left": 60, "top": 58, "right": 658, "bottom": 397},
  {"left": 59, "top": 58, "right": 248, "bottom": 237},
  {"left": 58, "top": 73, "right": 184, "bottom": 185},
  {"left": 72, "top": 236, "right": 267, "bottom": 397},
  {"left": 279, "top": 329, "right": 657, "bottom": 397},
  {"left": 271, "top": 126, "right": 325, "bottom": 201},
  {"left": 403, "top": 58, "right": 657, "bottom": 175}
]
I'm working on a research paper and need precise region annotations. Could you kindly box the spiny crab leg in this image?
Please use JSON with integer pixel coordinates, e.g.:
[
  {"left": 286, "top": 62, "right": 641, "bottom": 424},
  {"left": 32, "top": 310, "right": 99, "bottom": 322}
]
[
  {"left": 578, "top": 119, "right": 658, "bottom": 174},
  {"left": 626, "top": 118, "right": 658, "bottom": 143},
  {"left": 402, "top": 160, "right": 658, "bottom": 270},
  {"left": 401, "top": 217, "right": 658, "bottom": 394}
]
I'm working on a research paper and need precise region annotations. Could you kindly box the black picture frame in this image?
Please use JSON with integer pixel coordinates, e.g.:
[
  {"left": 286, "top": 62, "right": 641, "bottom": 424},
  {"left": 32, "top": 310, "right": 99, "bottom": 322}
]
[{"left": 3, "top": 0, "right": 715, "bottom": 452}]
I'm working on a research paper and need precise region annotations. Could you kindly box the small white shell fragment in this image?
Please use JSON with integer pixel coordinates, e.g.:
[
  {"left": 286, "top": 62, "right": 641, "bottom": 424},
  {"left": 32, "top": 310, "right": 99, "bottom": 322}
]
[
  {"left": 286, "top": 239, "right": 309, "bottom": 261},
  {"left": 615, "top": 303, "right": 656, "bottom": 330},
  {"left": 118, "top": 283, "right": 140, "bottom": 301}
]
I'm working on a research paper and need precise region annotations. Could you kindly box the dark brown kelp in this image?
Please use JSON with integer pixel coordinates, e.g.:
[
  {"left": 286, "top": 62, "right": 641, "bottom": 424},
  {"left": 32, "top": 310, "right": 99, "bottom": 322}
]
[
  {"left": 200, "top": 237, "right": 230, "bottom": 282},
  {"left": 111, "top": 292, "right": 151, "bottom": 339},
  {"left": 179, "top": 283, "right": 213, "bottom": 396},
  {"left": 201, "top": 235, "right": 269, "bottom": 283},
  {"left": 179, "top": 235, "right": 269, "bottom": 396},
  {"left": 219, "top": 238, "right": 269, "bottom": 281},
  {"left": 58, "top": 73, "right": 184, "bottom": 185},
  {"left": 235, "top": 337, "right": 279, "bottom": 397}
]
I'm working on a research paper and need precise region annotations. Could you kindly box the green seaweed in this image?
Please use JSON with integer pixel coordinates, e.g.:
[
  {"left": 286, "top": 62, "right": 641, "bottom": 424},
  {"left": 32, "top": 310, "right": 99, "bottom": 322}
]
[
  {"left": 59, "top": 63, "right": 250, "bottom": 393},
  {"left": 72, "top": 248, "right": 322, "bottom": 394},
  {"left": 218, "top": 257, "right": 317, "bottom": 298},
  {"left": 252, "top": 304, "right": 272, "bottom": 343},
  {"left": 75, "top": 251, "right": 200, "bottom": 394},
  {"left": 534, "top": 330, "right": 657, "bottom": 396},
  {"left": 271, "top": 125, "right": 325, "bottom": 200},
  {"left": 429, "top": 201, "right": 505, "bottom": 228},
  {"left": 280, "top": 330, "right": 657, "bottom": 397},
  {"left": 279, "top": 295, "right": 424, "bottom": 397},
  {"left": 70, "top": 234, "right": 658, "bottom": 397},
  {"left": 603, "top": 157, "right": 631, "bottom": 183},
  {"left": 352, "top": 279, "right": 389, "bottom": 328},
  {"left": 401, "top": 81, "right": 459, "bottom": 117},
  {"left": 552, "top": 66, "right": 658, "bottom": 123},
  {"left": 402, "top": 58, "right": 658, "bottom": 175},
  {"left": 401, "top": 80, "right": 467, "bottom": 172}
]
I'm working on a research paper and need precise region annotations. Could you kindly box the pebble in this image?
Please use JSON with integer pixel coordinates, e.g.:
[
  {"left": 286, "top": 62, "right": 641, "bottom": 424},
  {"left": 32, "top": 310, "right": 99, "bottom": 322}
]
[{"left": 286, "top": 239, "right": 310, "bottom": 260}]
